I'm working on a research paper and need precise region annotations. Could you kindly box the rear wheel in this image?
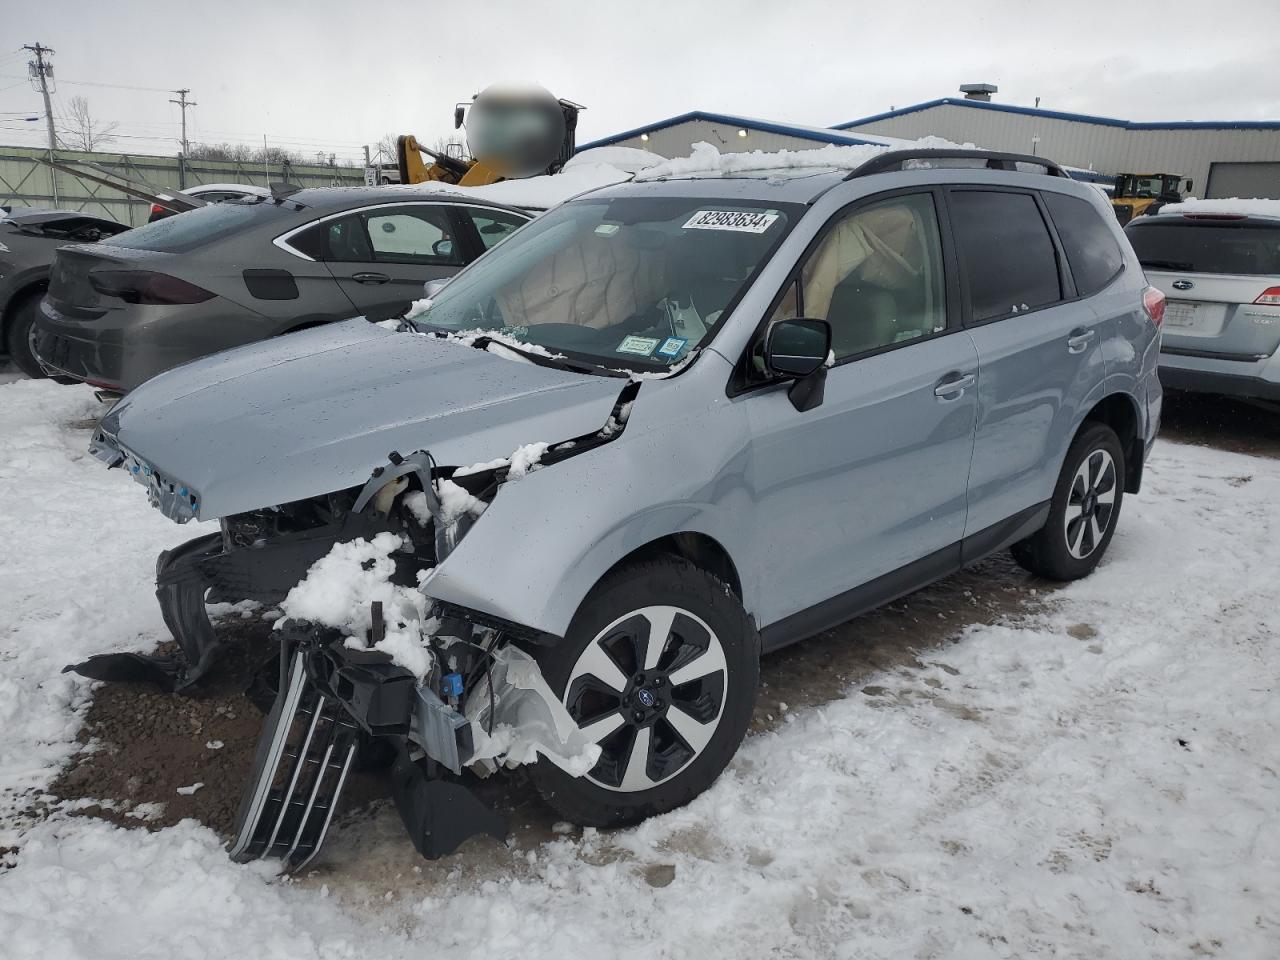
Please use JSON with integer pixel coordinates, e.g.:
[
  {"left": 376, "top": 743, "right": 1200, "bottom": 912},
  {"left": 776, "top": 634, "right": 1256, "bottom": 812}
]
[
  {"left": 1012, "top": 422, "right": 1125, "bottom": 580},
  {"left": 527, "top": 556, "right": 759, "bottom": 827},
  {"left": 5, "top": 288, "right": 48, "bottom": 379}
]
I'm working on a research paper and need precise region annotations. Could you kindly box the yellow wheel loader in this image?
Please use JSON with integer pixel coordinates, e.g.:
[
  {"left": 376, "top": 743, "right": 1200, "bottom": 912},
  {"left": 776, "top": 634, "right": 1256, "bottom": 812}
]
[
  {"left": 1111, "top": 173, "right": 1193, "bottom": 224},
  {"left": 397, "top": 87, "right": 583, "bottom": 187}
]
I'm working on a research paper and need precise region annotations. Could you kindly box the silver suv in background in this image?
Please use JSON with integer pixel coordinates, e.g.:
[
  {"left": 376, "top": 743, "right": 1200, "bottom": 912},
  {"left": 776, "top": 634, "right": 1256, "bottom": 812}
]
[
  {"left": 1127, "top": 201, "right": 1280, "bottom": 406},
  {"left": 82, "top": 149, "right": 1163, "bottom": 870}
]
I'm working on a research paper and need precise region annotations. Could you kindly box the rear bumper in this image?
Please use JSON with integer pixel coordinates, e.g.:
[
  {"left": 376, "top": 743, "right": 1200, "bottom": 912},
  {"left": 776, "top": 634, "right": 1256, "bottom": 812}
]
[{"left": 1159, "top": 349, "right": 1280, "bottom": 402}]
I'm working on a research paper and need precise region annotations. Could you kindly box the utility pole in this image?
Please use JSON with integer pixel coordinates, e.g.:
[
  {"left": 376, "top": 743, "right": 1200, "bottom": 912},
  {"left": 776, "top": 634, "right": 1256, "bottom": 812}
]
[
  {"left": 169, "top": 88, "right": 196, "bottom": 155},
  {"left": 23, "top": 42, "right": 57, "bottom": 151}
]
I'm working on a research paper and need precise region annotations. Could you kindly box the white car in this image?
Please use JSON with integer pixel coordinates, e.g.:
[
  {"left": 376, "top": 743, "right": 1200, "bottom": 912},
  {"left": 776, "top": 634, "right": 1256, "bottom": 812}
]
[
  {"left": 148, "top": 182, "right": 270, "bottom": 222},
  {"left": 1126, "top": 199, "right": 1280, "bottom": 407}
]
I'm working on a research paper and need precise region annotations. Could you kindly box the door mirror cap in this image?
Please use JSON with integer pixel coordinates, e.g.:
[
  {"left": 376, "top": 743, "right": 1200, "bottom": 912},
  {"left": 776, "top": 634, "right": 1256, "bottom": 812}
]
[
  {"left": 423, "top": 277, "right": 452, "bottom": 300},
  {"left": 764, "top": 317, "right": 832, "bottom": 379}
]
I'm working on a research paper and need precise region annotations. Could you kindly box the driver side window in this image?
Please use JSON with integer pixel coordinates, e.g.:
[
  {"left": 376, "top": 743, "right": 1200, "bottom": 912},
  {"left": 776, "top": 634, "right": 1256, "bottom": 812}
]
[
  {"left": 777, "top": 193, "right": 946, "bottom": 361},
  {"left": 362, "top": 206, "right": 464, "bottom": 266}
]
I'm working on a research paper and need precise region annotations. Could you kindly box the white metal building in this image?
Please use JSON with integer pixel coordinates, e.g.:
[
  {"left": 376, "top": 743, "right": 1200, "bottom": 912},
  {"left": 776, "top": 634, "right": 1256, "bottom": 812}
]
[{"left": 582, "top": 98, "right": 1280, "bottom": 199}]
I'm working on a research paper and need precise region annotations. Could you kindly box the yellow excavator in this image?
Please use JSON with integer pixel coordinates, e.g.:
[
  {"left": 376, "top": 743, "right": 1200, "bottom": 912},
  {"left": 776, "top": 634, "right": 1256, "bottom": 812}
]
[
  {"left": 1111, "top": 172, "right": 1193, "bottom": 224},
  {"left": 397, "top": 87, "right": 583, "bottom": 187}
]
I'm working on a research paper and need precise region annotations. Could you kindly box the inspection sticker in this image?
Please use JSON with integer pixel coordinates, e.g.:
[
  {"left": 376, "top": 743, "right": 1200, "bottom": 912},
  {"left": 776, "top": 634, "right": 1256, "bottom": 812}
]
[
  {"left": 682, "top": 210, "right": 779, "bottom": 234},
  {"left": 655, "top": 337, "right": 688, "bottom": 358},
  {"left": 616, "top": 335, "right": 661, "bottom": 356}
]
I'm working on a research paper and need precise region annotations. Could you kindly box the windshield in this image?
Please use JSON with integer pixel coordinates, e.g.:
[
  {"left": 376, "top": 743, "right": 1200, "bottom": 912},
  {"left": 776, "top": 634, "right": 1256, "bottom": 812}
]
[
  {"left": 1128, "top": 220, "right": 1280, "bottom": 275},
  {"left": 412, "top": 195, "right": 801, "bottom": 371},
  {"left": 108, "top": 198, "right": 290, "bottom": 253}
]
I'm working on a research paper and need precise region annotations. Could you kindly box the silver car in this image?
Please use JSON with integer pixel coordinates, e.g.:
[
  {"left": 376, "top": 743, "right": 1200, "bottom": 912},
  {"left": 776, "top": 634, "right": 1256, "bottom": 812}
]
[
  {"left": 83, "top": 148, "right": 1162, "bottom": 869},
  {"left": 1126, "top": 203, "right": 1280, "bottom": 406}
]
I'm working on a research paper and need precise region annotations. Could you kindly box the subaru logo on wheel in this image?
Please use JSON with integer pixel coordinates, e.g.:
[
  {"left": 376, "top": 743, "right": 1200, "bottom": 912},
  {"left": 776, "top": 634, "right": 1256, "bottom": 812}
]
[
  {"left": 1173, "top": 279, "right": 1194, "bottom": 291},
  {"left": 637, "top": 689, "right": 656, "bottom": 708}
]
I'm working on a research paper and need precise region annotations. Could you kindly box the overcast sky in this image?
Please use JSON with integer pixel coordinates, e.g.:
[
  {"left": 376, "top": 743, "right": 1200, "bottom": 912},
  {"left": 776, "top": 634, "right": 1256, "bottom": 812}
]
[{"left": 3, "top": 0, "right": 1278, "bottom": 164}]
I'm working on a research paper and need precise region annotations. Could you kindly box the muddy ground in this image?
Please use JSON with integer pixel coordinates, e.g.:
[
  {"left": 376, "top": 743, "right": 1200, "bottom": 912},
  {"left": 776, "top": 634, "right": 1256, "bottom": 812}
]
[{"left": 45, "top": 391, "right": 1280, "bottom": 874}]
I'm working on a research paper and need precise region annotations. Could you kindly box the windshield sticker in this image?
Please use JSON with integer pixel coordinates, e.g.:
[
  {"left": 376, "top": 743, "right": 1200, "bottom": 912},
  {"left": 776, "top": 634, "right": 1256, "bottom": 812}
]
[
  {"left": 683, "top": 210, "right": 779, "bottom": 234},
  {"left": 655, "top": 337, "right": 688, "bottom": 359},
  {"left": 594, "top": 223, "right": 620, "bottom": 237},
  {"left": 616, "top": 335, "right": 660, "bottom": 357}
]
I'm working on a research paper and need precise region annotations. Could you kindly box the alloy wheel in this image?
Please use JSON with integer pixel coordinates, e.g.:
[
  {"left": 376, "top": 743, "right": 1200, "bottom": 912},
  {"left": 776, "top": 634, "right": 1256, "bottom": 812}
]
[
  {"left": 1064, "top": 448, "right": 1117, "bottom": 560},
  {"left": 563, "top": 605, "right": 727, "bottom": 792}
]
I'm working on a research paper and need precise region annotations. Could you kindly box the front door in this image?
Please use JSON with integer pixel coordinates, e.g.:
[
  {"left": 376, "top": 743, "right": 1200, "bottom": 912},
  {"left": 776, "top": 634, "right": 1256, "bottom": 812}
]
[{"left": 742, "top": 190, "right": 979, "bottom": 630}]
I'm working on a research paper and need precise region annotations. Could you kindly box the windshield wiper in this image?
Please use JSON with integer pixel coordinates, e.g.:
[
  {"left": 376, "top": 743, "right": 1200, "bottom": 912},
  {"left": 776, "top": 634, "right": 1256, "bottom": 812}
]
[{"left": 472, "top": 336, "right": 627, "bottom": 377}]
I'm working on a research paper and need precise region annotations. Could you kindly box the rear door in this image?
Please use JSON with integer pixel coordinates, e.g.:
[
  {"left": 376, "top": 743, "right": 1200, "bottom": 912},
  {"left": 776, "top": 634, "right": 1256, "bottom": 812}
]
[
  {"left": 948, "top": 187, "right": 1106, "bottom": 538},
  {"left": 1126, "top": 216, "right": 1280, "bottom": 361},
  {"left": 288, "top": 203, "right": 471, "bottom": 320}
]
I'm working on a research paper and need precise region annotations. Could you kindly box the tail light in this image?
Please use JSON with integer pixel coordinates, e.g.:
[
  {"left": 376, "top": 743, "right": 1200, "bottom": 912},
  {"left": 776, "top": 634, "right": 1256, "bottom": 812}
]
[
  {"left": 149, "top": 203, "right": 164, "bottom": 217},
  {"left": 89, "top": 270, "right": 215, "bottom": 305},
  {"left": 1142, "top": 285, "right": 1166, "bottom": 327},
  {"left": 1253, "top": 286, "right": 1280, "bottom": 306}
]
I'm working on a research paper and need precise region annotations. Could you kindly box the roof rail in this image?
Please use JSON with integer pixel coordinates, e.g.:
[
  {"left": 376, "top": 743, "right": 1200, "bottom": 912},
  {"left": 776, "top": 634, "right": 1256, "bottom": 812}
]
[{"left": 846, "top": 149, "right": 1070, "bottom": 180}]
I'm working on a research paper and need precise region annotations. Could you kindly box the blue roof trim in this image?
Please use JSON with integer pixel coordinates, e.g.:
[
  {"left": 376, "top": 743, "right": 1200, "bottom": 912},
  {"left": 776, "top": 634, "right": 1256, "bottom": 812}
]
[
  {"left": 834, "top": 97, "right": 1280, "bottom": 132},
  {"left": 578, "top": 111, "right": 886, "bottom": 151}
]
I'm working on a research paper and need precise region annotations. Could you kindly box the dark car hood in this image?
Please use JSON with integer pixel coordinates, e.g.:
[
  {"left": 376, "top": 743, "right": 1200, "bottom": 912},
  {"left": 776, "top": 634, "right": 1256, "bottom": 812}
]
[{"left": 98, "top": 319, "right": 624, "bottom": 520}]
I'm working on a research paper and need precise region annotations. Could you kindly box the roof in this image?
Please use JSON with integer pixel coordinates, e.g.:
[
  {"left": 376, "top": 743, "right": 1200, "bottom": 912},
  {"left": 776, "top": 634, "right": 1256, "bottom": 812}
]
[
  {"left": 598, "top": 168, "right": 851, "bottom": 205},
  {"left": 1146, "top": 198, "right": 1280, "bottom": 221},
  {"left": 577, "top": 111, "right": 902, "bottom": 151},
  {"left": 834, "top": 97, "right": 1280, "bottom": 132}
]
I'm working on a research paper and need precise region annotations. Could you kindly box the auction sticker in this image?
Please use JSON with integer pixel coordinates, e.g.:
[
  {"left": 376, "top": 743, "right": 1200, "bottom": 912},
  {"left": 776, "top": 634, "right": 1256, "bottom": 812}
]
[
  {"left": 683, "top": 210, "right": 779, "bottom": 233},
  {"left": 616, "top": 335, "right": 660, "bottom": 356}
]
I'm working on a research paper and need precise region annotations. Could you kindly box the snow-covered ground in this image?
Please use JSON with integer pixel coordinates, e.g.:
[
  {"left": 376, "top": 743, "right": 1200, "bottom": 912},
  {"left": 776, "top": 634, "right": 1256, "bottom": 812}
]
[{"left": 1, "top": 379, "right": 1277, "bottom": 959}]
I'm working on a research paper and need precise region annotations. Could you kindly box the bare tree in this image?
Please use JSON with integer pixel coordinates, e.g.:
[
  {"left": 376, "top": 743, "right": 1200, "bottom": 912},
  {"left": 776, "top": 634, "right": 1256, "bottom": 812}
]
[{"left": 58, "top": 96, "right": 119, "bottom": 152}]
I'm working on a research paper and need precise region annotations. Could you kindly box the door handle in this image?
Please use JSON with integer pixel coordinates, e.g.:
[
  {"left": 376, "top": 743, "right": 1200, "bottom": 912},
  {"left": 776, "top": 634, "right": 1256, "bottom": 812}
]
[
  {"left": 934, "top": 372, "right": 976, "bottom": 399},
  {"left": 1067, "top": 328, "right": 1096, "bottom": 354},
  {"left": 351, "top": 272, "right": 390, "bottom": 285}
]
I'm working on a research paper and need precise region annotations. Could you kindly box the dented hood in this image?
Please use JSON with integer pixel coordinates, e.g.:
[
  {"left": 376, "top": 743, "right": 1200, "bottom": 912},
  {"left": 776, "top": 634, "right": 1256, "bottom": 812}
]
[{"left": 96, "top": 319, "right": 624, "bottom": 520}]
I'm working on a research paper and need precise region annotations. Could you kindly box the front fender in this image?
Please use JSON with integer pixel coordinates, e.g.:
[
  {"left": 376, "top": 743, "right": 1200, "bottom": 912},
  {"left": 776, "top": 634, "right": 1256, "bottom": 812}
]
[{"left": 423, "top": 353, "right": 756, "bottom": 638}]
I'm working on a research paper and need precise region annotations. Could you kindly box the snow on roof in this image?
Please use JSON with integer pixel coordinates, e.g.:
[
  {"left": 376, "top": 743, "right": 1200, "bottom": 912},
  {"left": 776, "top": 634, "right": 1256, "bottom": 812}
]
[
  {"left": 634, "top": 135, "right": 973, "bottom": 181},
  {"left": 1152, "top": 198, "right": 1280, "bottom": 220},
  {"left": 577, "top": 110, "right": 909, "bottom": 151},
  {"left": 386, "top": 153, "right": 640, "bottom": 210}
]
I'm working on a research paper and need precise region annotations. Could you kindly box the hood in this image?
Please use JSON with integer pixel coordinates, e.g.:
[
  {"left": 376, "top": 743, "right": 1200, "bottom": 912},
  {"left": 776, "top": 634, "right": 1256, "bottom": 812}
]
[{"left": 98, "top": 319, "right": 624, "bottom": 520}]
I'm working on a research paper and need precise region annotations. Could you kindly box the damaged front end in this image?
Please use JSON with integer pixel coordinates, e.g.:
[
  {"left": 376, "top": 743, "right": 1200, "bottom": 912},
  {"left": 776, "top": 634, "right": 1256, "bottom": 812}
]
[{"left": 77, "top": 380, "right": 637, "bottom": 867}]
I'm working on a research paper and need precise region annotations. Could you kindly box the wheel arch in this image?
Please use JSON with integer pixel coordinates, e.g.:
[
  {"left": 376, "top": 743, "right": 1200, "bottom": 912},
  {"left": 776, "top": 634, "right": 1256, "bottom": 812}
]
[
  {"left": 1, "top": 275, "right": 49, "bottom": 343},
  {"left": 594, "top": 531, "right": 743, "bottom": 602},
  {"left": 1081, "top": 391, "right": 1144, "bottom": 493}
]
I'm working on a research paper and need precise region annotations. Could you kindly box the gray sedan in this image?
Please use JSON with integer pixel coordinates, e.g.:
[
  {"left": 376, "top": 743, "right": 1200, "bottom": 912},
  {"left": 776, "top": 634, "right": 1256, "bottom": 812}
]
[{"left": 32, "top": 187, "right": 531, "bottom": 392}]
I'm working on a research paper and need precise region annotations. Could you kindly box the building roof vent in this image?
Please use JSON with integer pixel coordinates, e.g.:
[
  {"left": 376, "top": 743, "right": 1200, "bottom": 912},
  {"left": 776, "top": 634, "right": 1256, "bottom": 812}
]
[{"left": 959, "top": 83, "right": 998, "bottom": 102}]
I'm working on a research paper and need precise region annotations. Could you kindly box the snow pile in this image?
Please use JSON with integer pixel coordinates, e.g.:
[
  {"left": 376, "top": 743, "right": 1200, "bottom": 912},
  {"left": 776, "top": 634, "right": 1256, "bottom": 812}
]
[
  {"left": 1154, "top": 197, "right": 1280, "bottom": 219},
  {"left": 0, "top": 382, "right": 214, "bottom": 837},
  {"left": 636, "top": 135, "right": 974, "bottom": 181},
  {"left": 278, "top": 532, "right": 433, "bottom": 679},
  {"left": 388, "top": 153, "right": 636, "bottom": 211}
]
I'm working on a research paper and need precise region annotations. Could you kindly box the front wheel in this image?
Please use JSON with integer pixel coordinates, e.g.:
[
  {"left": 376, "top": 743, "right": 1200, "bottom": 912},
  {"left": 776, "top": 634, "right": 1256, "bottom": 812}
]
[
  {"left": 527, "top": 556, "right": 759, "bottom": 827},
  {"left": 1012, "top": 421, "right": 1125, "bottom": 580}
]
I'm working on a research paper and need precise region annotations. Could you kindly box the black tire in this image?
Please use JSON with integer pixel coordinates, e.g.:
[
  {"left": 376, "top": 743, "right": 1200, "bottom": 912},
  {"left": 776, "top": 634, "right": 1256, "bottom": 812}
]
[
  {"left": 1012, "top": 422, "right": 1125, "bottom": 581},
  {"left": 4, "top": 288, "right": 49, "bottom": 380},
  {"left": 527, "top": 556, "right": 759, "bottom": 827}
]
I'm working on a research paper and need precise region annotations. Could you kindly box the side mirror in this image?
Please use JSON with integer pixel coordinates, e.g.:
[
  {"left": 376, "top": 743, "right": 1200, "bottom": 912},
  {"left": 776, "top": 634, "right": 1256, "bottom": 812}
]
[
  {"left": 432, "top": 238, "right": 454, "bottom": 258},
  {"left": 764, "top": 317, "right": 831, "bottom": 379},
  {"left": 423, "top": 277, "right": 452, "bottom": 299}
]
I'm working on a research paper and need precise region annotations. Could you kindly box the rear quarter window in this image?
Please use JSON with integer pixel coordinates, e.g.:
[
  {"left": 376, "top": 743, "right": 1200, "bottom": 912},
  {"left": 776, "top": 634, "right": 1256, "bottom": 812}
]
[
  {"left": 1126, "top": 219, "right": 1280, "bottom": 276},
  {"left": 1043, "top": 191, "right": 1125, "bottom": 295},
  {"left": 108, "top": 201, "right": 290, "bottom": 253}
]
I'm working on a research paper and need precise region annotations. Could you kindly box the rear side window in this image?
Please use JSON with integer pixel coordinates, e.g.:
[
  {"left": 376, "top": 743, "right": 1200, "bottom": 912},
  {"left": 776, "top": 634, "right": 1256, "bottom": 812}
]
[
  {"left": 1043, "top": 192, "right": 1125, "bottom": 295},
  {"left": 949, "top": 190, "right": 1062, "bottom": 322},
  {"left": 109, "top": 200, "right": 287, "bottom": 253},
  {"left": 1126, "top": 220, "right": 1280, "bottom": 276}
]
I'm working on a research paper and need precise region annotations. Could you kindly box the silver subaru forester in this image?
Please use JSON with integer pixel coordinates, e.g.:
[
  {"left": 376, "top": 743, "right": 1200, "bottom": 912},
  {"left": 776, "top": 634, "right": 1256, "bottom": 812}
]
[{"left": 85, "top": 148, "right": 1163, "bottom": 870}]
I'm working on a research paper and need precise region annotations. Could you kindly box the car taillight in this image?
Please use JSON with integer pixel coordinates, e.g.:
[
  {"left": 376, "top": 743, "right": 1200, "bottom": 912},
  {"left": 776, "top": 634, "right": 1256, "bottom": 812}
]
[
  {"left": 1143, "top": 285, "right": 1166, "bottom": 327},
  {"left": 88, "top": 270, "right": 215, "bottom": 305},
  {"left": 1254, "top": 286, "right": 1280, "bottom": 306},
  {"left": 150, "top": 203, "right": 164, "bottom": 216}
]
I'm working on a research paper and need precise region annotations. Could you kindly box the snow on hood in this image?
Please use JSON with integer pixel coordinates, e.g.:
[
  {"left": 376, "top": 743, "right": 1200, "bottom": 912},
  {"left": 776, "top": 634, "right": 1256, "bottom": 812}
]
[
  {"left": 1153, "top": 197, "right": 1280, "bottom": 220},
  {"left": 635, "top": 135, "right": 975, "bottom": 181},
  {"left": 100, "top": 318, "right": 624, "bottom": 521}
]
